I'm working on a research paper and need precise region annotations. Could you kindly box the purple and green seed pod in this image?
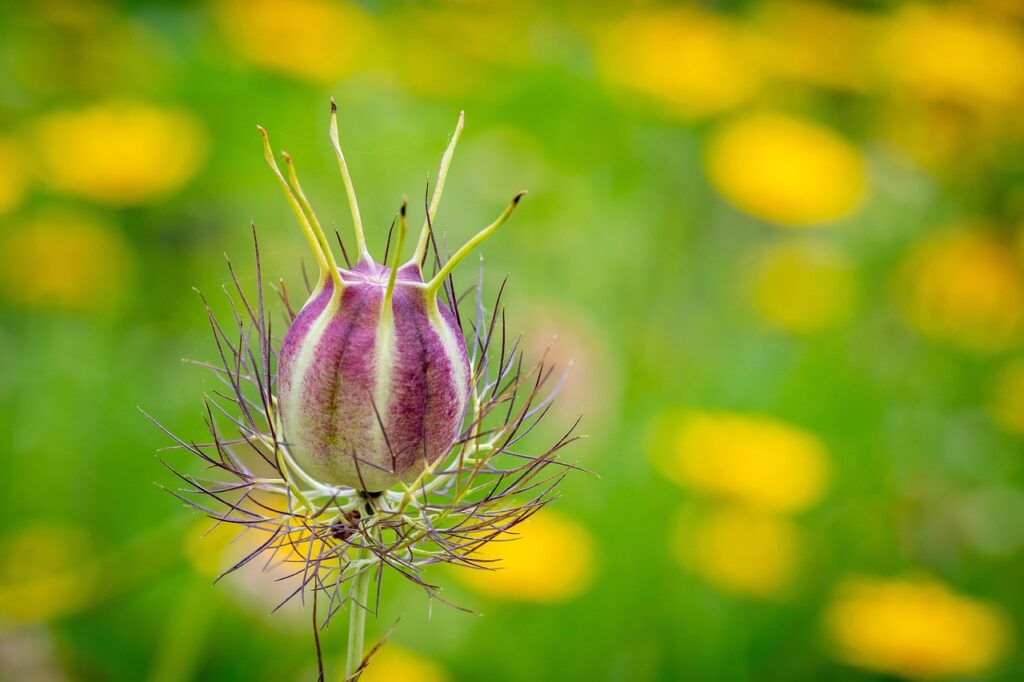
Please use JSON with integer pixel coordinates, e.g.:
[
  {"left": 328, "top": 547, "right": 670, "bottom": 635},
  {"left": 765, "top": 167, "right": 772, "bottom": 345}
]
[{"left": 259, "top": 102, "right": 523, "bottom": 492}]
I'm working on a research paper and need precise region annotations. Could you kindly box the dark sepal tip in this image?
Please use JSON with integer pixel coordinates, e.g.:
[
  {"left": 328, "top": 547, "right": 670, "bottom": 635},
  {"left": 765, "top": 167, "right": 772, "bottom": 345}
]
[
  {"left": 400, "top": 202, "right": 407, "bottom": 217},
  {"left": 330, "top": 98, "right": 337, "bottom": 113},
  {"left": 513, "top": 190, "right": 527, "bottom": 204}
]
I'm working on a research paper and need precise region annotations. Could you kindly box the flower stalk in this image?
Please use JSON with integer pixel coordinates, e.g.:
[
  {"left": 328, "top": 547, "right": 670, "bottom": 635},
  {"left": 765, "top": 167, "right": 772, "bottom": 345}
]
[{"left": 345, "top": 545, "right": 372, "bottom": 680}]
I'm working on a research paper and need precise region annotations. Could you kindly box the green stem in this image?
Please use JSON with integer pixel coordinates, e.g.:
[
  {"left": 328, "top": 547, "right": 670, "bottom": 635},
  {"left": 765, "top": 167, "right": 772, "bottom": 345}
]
[{"left": 345, "top": 547, "right": 372, "bottom": 680}]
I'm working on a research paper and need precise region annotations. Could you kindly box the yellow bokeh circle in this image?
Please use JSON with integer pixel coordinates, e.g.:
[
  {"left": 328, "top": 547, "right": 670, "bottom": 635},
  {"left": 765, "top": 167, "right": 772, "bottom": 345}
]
[
  {"left": 674, "top": 505, "right": 800, "bottom": 599},
  {"left": 650, "top": 410, "right": 831, "bottom": 513},
  {"left": 898, "top": 228, "right": 1024, "bottom": 353},
  {"left": 0, "top": 524, "right": 98, "bottom": 624},
  {"left": 454, "top": 509, "right": 595, "bottom": 603},
  {"left": 0, "top": 210, "right": 134, "bottom": 313},
  {"left": 214, "top": 0, "right": 374, "bottom": 82},
  {"left": 360, "top": 646, "right": 448, "bottom": 682},
  {"left": 34, "top": 101, "right": 207, "bottom": 204},
  {"left": 595, "top": 7, "right": 761, "bottom": 119},
  {"left": 825, "top": 577, "right": 1012, "bottom": 678},
  {"left": 706, "top": 112, "right": 866, "bottom": 226}
]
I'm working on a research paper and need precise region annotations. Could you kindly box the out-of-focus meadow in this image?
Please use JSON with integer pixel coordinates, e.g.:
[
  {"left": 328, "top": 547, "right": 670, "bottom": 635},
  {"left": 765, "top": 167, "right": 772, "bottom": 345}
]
[{"left": 2, "top": 1, "right": 1024, "bottom": 680}]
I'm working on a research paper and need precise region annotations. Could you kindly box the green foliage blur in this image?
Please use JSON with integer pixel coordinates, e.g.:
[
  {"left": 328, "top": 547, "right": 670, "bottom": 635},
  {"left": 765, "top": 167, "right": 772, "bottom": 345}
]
[{"left": 2, "top": 1, "right": 1024, "bottom": 680}]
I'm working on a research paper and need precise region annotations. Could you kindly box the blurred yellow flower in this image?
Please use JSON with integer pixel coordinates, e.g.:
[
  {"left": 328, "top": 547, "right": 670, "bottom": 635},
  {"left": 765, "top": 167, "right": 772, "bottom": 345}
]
[
  {"left": 214, "top": 0, "right": 374, "bottom": 82},
  {"left": 751, "top": 240, "right": 856, "bottom": 333},
  {"left": 753, "top": 1, "right": 877, "bottom": 92},
  {"left": 34, "top": 101, "right": 207, "bottom": 204},
  {"left": 899, "top": 228, "right": 1024, "bottom": 353},
  {"left": 706, "top": 113, "right": 866, "bottom": 226},
  {"left": 988, "top": 358, "right": 1024, "bottom": 436},
  {"left": 825, "top": 577, "right": 1012, "bottom": 679},
  {"left": 876, "top": 4, "right": 1024, "bottom": 177},
  {"left": 650, "top": 411, "right": 830, "bottom": 513},
  {"left": 0, "top": 137, "right": 28, "bottom": 215},
  {"left": 360, "top": 646, "right": 448, "bottom": 682},
  {"left": 455, "top": 510, "right": 595, "bottom": 603},
  {"left": 594, "top": 7, "right": 761, "bottom": 119},
  {"left": 387, "top": 5, "right": 530, "bottom": 97},
  {"left": 882, "top": 5, "right": 1024, "bottom": 112},
  {"left": 185, "top": 493, "right": 348, "bottom": 579},
  {"left": 183, "top": 519, "right": 244, "bottom": 579},
  {"left": 0, "top": 524, "right": 97, "bottom": 624},
  {"left": 0, "top": 211, "right": 134, "bottom": 313},
  {"left": 183, "top": 503, "right": 336, "bottom": 622},
  {"left": 674, "top": 506, "right": 799, "bottom": 599}
]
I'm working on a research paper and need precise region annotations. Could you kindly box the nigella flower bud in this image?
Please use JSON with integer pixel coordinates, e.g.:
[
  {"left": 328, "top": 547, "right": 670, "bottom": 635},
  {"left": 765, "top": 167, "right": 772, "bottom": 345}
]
[{"left": 259, "top": 103, "right": 524, "bottom": 491}]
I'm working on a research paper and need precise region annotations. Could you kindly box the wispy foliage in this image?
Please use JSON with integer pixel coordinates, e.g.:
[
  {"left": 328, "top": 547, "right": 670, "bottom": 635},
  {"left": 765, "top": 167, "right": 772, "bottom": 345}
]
[{"left": 147, "top": 224, "right": 580, "bottom": 641}]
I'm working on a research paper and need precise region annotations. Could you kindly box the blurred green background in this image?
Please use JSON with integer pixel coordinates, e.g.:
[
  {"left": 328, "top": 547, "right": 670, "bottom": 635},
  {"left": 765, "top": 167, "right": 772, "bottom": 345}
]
[{"left": 2, "top": 0, "right": 1024, "bottom": 680}]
